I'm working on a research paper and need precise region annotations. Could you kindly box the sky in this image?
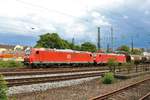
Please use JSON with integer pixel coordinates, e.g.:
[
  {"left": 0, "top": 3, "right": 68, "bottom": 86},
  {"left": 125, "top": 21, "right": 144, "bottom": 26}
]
[{"left": 0, "top": 0, "right": 150, "bottom": 49}]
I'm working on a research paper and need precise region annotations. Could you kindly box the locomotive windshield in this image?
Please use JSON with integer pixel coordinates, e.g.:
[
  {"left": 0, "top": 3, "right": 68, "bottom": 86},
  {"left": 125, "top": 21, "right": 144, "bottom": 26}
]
[{"left": 25, "top": 48, "right": 31, "bottom": 55}]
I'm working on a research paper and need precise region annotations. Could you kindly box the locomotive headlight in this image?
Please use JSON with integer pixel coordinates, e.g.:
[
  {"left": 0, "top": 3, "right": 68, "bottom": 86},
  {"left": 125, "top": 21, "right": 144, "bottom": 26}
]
[{"left": 131, "top": 56, "right": 134, "bottom": 60}]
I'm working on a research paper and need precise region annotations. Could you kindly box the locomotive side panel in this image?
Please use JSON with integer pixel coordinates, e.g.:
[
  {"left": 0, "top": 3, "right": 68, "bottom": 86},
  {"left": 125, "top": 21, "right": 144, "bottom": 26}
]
[
  {"left": 32, "top": 50, "right": 71, "bottom": 64},
  {"left": 95, "top": 53, "right": 126, "bottom": 64},
  {"left": 70, "top": 52, "right": 93, "bottom": 63},
  {"left": 115, "top": 55, "right": 126, "bottom": 63}
]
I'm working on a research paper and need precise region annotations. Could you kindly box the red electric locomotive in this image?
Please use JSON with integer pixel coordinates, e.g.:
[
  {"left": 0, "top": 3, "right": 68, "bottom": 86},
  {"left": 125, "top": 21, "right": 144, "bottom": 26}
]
[
  {"left": 24, "top": 48, "right": 94, "bottom": 67},
  {"left": 24, "top": 47, "right": 128, "bottom": 67},
  {"left": 93, "top": 53, "right": 126, "bottom": 64}
]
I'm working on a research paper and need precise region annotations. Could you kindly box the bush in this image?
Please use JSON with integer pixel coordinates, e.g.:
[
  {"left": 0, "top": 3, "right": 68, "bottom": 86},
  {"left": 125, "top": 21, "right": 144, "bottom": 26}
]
[
  {"left": 0, "top": 61, "right": 23, "bottom": 68},
  {"left": 0, "top": 61, "right": 9, "bottom": 68},
  {"left": 7, "top": 61, "right": 19, "bottom": 68},
  {"left": 102, "top": 72, "right": 115, "bottom": 84},
  {"left": 0, "top": 61, "right": 7, "bottom": 68},
  {"left": 108, "top": 58, "right": 119, "bottom": 73},
  {"left": 0, "top": 74, "right": 8, "bottom": 100}
]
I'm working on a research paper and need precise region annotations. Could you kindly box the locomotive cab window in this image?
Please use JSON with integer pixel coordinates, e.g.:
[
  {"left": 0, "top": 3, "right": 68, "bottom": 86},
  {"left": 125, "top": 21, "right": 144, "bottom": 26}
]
[
  {"left": 25, "top": 48, "right": 31, "bottom": 55},
  {"left": 36, "top": 51, "right": 39, "bottom": 54}
]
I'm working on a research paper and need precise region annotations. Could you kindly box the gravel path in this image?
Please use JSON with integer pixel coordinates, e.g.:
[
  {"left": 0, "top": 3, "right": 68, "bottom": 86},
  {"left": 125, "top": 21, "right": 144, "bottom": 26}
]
[{"left": 9, "top": 74, "right": 150, "bottom": 100}]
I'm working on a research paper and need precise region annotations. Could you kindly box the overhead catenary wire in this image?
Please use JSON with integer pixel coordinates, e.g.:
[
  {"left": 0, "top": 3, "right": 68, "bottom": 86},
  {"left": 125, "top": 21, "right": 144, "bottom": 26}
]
[
  {"left": 10, "top": 0, "right": 150, "bottom": 37},
  {"left": 15, "top": 0, "right": 90, "bottom": 24},
  {"left": 15, "top": 1, "right": 139, "bottom": 38},
  {"left": 3, "top": 0, "right": 150, "bottom": 48}
]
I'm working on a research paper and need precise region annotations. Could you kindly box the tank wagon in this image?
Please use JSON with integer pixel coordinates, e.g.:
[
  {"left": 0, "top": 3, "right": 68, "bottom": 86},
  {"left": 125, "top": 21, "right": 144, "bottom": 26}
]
[
  {"left": 115, "top": 51, "right": 150, "bottom": 64},
  {"left": 142, "top": 52, "right": 150, "bottom": 63}
]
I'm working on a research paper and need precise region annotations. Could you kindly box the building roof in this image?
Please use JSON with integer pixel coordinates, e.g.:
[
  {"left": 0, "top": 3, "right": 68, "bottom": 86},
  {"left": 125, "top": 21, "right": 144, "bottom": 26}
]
[
  {"left": 0, "top": 44, "right": 15, "bottom": 49},
  {"left": 0, "top": 44, "right": 29, "bottom": 50}
]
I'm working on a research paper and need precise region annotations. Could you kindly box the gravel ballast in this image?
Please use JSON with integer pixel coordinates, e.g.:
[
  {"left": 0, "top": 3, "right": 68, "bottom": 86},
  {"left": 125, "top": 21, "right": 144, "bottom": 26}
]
[
  {"left": 9, "top": 74, "right": 150, "bottom": 100},
  {"left": 8, "top": 76, "right": 101, "bottom": 95}
]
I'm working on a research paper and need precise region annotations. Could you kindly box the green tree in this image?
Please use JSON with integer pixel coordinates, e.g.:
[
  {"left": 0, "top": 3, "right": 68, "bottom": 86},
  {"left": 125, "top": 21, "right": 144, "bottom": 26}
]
[
  {"left": 80, "top": 42, "right": 96, "bottom": 52},
  {"left": 35, "top": 33, "right": 98, "bottom": 52},
  {"left": 131, "top": 48, "right": 142, "bottom": 55},
  {"left": 35, "top": 33, "right": 71, "bottom": 49},
  {"left": 73, "top": 45, "right": 81, "bottom": 51},
  {"left": 117, "top": 45, "right": 130, "bottom": 53}
]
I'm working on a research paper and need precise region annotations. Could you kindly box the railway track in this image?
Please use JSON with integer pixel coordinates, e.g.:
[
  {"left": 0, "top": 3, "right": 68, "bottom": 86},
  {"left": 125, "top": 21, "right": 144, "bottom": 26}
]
[
  {"left": 5, "top": 71, "right": 106, "bottom": 87},
  {"left": 0, "top": 63, "right": 149, "bottom": 73},
  {"left": 90, "top": 78, "right": 150, "bottom": 100},
  {"left": 139, "top": 92, "right": 150, "bottom": 100},
  {"left": 0, "top": 66, "right": 108, "bottom": 72},
  {"left": 0, "top": 67, "right": 108, "bottom": 87},
  {"left": 0, "top": 67, "right": 109, "bottom": 76}
]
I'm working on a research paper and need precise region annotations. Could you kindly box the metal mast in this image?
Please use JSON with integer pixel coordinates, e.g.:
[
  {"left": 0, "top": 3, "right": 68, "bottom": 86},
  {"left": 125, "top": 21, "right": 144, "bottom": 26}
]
[
  {"left": 97, "top": 27, "right": 101, "bottom": 49},
  {"left": 111, "top": 26, "right": 114, "bottom": 51}
]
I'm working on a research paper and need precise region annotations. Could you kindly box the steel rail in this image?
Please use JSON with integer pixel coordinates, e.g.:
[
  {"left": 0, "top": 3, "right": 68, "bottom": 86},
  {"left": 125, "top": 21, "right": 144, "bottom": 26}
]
[
  {"left": 5, "top": 71, "right": 106, "bottom": 87},
  {"left": 1, "top": 69, "right": 108, "bottom": 76},
  {"left": 90, "top": 78, "right": 150, "bottom": 100},
  {"left": 139, "top": 92, "right": 150, "bottom": 100}
]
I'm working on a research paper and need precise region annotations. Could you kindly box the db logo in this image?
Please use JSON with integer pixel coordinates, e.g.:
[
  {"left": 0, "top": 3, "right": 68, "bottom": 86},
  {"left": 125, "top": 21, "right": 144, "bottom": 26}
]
[{"left": 67, "top": 54, "right": 71, "bottom": 59}]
